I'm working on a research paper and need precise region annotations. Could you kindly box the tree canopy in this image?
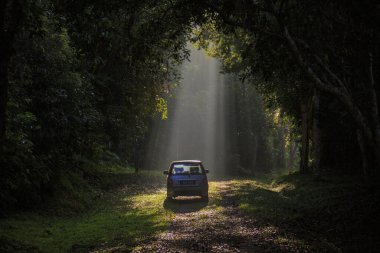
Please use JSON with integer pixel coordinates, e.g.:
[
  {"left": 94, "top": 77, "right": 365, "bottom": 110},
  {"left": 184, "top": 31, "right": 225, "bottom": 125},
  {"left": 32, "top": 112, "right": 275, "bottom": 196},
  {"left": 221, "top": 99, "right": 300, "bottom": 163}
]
[{"left": 0, "top": 0, "right": 379, "bottom": 212}]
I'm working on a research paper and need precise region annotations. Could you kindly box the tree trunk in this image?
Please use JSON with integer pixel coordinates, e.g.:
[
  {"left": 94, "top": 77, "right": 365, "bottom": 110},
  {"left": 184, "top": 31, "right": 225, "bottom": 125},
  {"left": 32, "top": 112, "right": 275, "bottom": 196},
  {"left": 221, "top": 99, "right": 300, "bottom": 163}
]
[
  {"left": 312, "top": 89, "right": 321, "bottom": 174},
  {"left": 0, "top": 0, "right": 22, "bottom": 147},
  {"left": 277, "top": 110, "right": 286, "bottom": 169},
  {"left": 367, "top": 52, "right": 380, "bottom": 182},
  {"left": 300, "top": 101, "right": 310, "bottom": 174},
  {"left": 356, "top": 129, "right": 368, "bottom": 177},
  {"left": 288, "top": 140, "right": 297, "bottom": 170},
  {"left": 251, "top": 134, "right": 258, "bottom": 173},
  {"left": 0, "top": 55, "right": 9, "bottom": 146},
  {"left": 0, "top": 1, "right": 9, "bottom": 145},
  {"left": 372, "top": 146, "right": 380, "bottom": 182}
]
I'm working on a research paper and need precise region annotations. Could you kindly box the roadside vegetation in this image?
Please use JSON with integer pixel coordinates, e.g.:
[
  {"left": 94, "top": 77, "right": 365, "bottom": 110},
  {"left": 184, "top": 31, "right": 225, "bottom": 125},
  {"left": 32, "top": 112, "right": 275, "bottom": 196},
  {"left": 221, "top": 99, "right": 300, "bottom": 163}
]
[
  {"left": 0, "top": 165, "right": 225, "bottom": 253},
  {"left": 0, "top": 166, "right": 169, "bottom": 252},
  {"left": 1, "top": 167, "right": 377, "bottom": 252},
  {"left": 232, "top": 173, "right": 380, "bottom": 252}
]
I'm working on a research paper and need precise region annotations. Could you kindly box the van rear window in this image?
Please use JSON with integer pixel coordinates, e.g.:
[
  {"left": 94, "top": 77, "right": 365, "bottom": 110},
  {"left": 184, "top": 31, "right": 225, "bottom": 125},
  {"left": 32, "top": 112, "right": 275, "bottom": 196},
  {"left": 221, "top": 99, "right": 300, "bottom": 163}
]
[{"left": 171, "top": 163, "right": 203, "bottom": 175}]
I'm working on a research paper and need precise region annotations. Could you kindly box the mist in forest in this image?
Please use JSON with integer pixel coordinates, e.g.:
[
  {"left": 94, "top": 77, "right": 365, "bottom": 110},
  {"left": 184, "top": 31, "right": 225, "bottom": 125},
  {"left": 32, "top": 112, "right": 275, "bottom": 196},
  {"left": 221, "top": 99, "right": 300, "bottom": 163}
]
[
  {"left": 144, "top": 47, "right": 228, "bottom": 174},
  {"left": 144, "top": 46, "right": 296, "bottom": 175}
]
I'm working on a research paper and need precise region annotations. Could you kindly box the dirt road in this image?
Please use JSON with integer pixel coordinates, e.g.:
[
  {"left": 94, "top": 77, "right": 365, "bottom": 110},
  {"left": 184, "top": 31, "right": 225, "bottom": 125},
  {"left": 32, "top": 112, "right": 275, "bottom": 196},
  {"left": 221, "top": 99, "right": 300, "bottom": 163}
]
[{"left": 133, "top": 181, "right": 307, "bottom": 253}]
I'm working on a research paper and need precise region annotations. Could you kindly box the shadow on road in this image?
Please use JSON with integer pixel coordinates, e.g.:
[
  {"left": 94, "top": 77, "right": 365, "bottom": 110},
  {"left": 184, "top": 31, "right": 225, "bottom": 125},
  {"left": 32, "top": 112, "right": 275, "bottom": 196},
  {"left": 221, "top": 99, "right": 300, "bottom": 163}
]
[{"left": 163, "top": 197, "right": 208, "bottom": 213}]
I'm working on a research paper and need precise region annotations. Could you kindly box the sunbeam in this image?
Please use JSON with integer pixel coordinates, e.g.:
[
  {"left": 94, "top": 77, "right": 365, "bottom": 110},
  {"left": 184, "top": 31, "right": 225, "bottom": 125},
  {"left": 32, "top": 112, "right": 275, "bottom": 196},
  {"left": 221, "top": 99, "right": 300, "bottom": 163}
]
[{"left": 144, "top": 46, "right": 227, "bottom": 175}]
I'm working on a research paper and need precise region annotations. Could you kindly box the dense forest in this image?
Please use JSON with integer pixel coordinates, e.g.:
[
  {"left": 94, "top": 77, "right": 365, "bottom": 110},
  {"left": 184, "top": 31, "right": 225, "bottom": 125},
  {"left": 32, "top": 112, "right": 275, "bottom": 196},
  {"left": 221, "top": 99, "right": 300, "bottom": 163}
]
[
  {"left": 0, "top": 0, "right": 194, "bottom": 212},
  {"left": 192, "top": 1, "right": 380, "bottom": 179},
  {"left": 0, "top": 1, "right": 379, "bottom": 251},
  {"left": 1, "top": 0, "right": 379, "bottom": 211}
]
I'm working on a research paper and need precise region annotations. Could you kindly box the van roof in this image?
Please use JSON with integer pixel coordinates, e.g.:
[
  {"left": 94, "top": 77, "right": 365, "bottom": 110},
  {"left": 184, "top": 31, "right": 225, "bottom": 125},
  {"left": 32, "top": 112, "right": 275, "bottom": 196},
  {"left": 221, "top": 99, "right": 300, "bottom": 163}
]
[{"left": 171, "top": 160, "right": 202, "bottom": 164}]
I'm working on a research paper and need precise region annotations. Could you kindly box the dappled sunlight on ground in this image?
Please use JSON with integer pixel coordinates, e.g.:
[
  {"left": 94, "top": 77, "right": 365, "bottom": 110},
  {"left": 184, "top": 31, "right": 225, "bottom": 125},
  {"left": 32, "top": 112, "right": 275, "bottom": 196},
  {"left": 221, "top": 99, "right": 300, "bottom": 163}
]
[
  {"left": 133, "top": 180, "right": 312, "bottom": 253},
  {"left": 2, "top": 174, "right": 372, "bottom": 252},
  {"left": 0, "top": 181, "right": 170, "bottom": 253}
]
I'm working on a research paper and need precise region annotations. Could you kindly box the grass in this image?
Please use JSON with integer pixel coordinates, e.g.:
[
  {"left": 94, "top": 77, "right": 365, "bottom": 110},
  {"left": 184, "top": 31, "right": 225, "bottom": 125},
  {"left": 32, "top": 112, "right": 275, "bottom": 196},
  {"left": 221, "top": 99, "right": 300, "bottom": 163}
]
[
  {"left": 0, "top": 166, "right": 224, "bottom": 252},
  {"left": 0, "top": 166, "right": 171, "bottom": 253},
  {"left": 2, "top": 168, "right": 378, "bottom": 252},
  {"left": 231, "top": 172, "right": 380, "bottom": 252}
]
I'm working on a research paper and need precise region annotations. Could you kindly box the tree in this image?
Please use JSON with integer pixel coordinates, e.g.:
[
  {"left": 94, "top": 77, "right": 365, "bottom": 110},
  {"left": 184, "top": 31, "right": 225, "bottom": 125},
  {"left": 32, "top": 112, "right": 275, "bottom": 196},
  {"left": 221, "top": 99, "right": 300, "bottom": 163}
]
[
  {"left": 193, "top": 0, "right": 379, "bottom": 181},
  {"left": 0, "top": 0, "right": 201, "bottom": 210},
  {"left": 0, "top": 0, "right": 23, "bottom": 146}
]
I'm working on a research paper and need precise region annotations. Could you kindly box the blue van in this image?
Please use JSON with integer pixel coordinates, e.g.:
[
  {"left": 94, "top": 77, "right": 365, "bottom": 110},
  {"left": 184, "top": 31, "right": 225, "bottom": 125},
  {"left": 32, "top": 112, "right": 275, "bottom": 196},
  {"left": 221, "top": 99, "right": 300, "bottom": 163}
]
[{"left": 163, "top": 160, "right": 209, "bottom": 201}]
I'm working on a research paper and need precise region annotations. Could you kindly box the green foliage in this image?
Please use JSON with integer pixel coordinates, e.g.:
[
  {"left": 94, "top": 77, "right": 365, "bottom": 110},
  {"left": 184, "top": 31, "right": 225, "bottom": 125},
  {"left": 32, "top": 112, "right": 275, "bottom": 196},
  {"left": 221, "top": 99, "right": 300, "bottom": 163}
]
[
  {"left": 192, "top": 0, "right": 380, "bottom": 176},
  {"left": 0, "top": 168, "right": 170, "bottom": 253},
  {"left": 232, "top": 174, "right": 380, "bottom": 252},
  {"left": 224, "top": 75, "right": 293, "bottom": 173},
  {"left": 193, "top": 20, "right": 303, "bottom": 120},
  {"left": 0, "top": 0, "right": 195, "bottom": 211},
  {"left": 1, "top": 12, "right": 103, "bottom": 211},
  {"left": 1, "top": 0, "right": 378, "bottom": 218},
  {"left": 156, "top": 96, "right": 168, "bottom": 120}
]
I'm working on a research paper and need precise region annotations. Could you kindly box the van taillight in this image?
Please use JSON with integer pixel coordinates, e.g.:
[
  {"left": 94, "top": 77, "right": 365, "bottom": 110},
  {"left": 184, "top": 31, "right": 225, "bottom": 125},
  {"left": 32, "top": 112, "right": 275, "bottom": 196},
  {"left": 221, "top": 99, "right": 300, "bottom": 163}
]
[
  {"left": 167, "top": 177, "right": 173, "bottom": 186},
  {"left": 202, "top": 178, "right": 208, "bottom": 184}
]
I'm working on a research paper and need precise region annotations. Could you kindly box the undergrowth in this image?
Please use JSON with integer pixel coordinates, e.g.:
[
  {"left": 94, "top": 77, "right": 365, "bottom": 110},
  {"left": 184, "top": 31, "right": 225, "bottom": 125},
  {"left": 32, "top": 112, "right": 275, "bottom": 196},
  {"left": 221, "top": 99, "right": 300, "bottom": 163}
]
[
  {"left": 232, "top": 172, "right": 380, "bottom": 252},
  {"left": 0, "top": 165, "right": 169, "bottom": 253}
]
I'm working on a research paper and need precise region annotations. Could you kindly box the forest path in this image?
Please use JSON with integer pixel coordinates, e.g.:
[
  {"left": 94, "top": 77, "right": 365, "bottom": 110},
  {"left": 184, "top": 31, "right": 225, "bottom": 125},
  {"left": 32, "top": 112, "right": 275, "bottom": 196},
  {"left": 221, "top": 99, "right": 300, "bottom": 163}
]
[
  {"left": 0, "top": 171, "right": 371, "bottom": 252},
  {"left": 133, "top": 181, "right": 304, "bottom": 253}
]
